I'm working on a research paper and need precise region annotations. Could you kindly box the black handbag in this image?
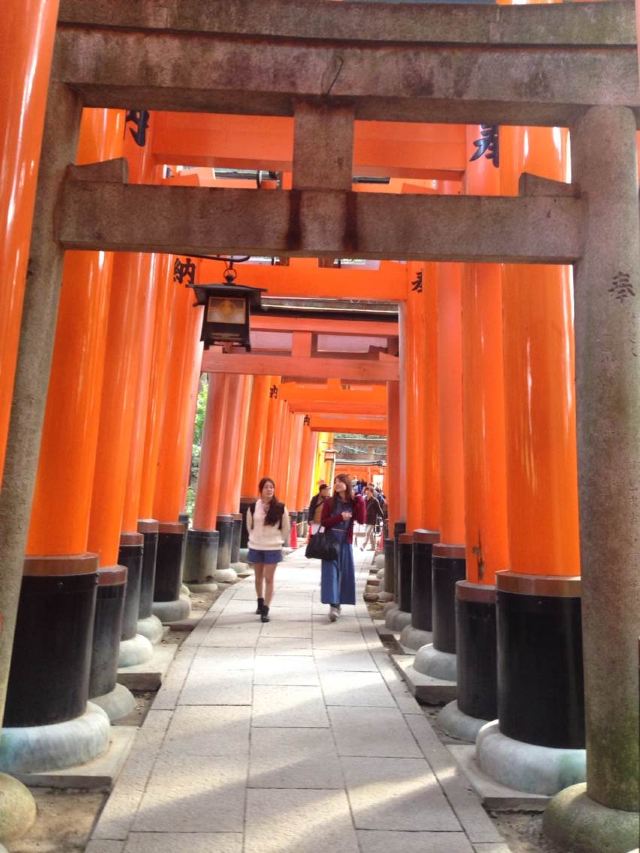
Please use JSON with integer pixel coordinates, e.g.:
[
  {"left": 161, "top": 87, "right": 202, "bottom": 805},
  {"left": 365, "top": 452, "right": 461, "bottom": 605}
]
[{"left": 305, "top": 528, "right": 339, "bottom": 561}]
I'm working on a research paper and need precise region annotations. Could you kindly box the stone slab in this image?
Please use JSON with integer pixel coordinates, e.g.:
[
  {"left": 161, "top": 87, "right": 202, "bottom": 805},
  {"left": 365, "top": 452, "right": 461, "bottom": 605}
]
[
  {"left": 124, "top": 834, "right": 242, "bottom": 853},
  {"left": 86, "top": 842, "right": 125, "bottom": 853},
  {"left": 328, "top": 706, "right": 422, "bottom": 758},
  {"left": 391, "top": 655, "right": 458, "bottom": 704},
  {"left": 449, "top": 745, "right": 549, "bottom": 811},
  {"left": 252, "top": 685, "right": 329, "bottom": 727},
  {"left": 341, "top": 756, "right": 462, "bottom": 831},
  {"left": 14, "top": 726, "right": 137, "bottom": 791},
  {"left": 133, "top": 752, "right": 248, "bottom": 833},
  {"left": 314, "top": 649, "right": 378, "bottom": 672},
  {"left": 255, "top": 636, "right": 313, "bottom": 656},
  {"left": 244, "top": 789, "right": 359, "bottom": 853},
  {"left": 163, "top": 705, "right": 251, "bottom": 756},
  {"left": 179, "top": 666, "right": 254, "bottom": 705},
  {"left": 356, "top": 830, "right": 474, "bottom": 853},
  {"left": 319, "top": 670, "right": 396, "bottom": 707},
  {"left": 117, "top": 642, "right": 178, "bottom": 691},
  {"left": 253, "top": 654, "right": 320, "bottom": 686},
  {"left": 248, "top": 727, "right": 343, "bottom": 788}
]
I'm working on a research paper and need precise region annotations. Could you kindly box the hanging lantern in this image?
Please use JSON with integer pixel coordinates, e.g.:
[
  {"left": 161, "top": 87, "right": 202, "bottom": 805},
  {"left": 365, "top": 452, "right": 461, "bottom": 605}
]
[{"left": 188, "top": 260, "right": 265, "bottom": 351}]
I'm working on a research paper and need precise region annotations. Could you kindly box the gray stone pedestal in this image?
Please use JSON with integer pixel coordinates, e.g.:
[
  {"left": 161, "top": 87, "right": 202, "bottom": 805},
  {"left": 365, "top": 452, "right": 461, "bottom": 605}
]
[
  {"left": 476, "top": 720, "right": 586, "bottom": 796},
  {"left": 0, "top": 703, "right": 110, "bottom": 774},
  {"left": 91, "top": 682, "right": 137, "bottom": 722},
  {"left": 439, "top": 700, "right": 492, "bottom": 744},
  {"left": 118, "top": 633, "right": 153, "bottom": 667}
]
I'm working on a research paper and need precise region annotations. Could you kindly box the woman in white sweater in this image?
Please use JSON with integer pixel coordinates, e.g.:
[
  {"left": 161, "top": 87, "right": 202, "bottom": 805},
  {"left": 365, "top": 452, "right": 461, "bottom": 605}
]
[{"left": 246, "top": 477, "right": 290, "bottom": 622}]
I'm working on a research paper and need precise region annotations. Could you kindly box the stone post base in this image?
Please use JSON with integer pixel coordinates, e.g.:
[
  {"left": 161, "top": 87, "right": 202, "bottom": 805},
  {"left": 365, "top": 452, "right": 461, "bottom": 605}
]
[
  {"left": 543, "top": 783, "right": 639, "bottom": 853},
  {"left": 0, "top": 703, "right": 110, "bottom": 774},
  {"left": 476, "top": 721, "right": 586, "bottom": 796},
  {"left": 136, "top": 614, "right": 164, "bottom": 644},
  {"left": 152, "top": 595, "right": 191, "bottom": 624},
  {"left": 91, "top": 682, "right": 136, "bottom": 722},
  {"left": 118, "top": 633, "right": 154, "bottom": 668},
  {"left": 0, "top": 773, "right": 36, "bottom": 844},
  {"left": 414, "top": 643, "right": 457, "bottom": 682},
  {"left": 438, "top": 699, "right": 492, "bottom": 744}
]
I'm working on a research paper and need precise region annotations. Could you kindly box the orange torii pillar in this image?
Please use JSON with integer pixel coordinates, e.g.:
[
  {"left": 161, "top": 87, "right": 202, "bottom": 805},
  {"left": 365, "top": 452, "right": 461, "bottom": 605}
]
[
  {"left": 1, "top": 111, "right": 124, "bottom": 780},
  {"left": 296, "top": 423, "right": 318, "bottom": 536},
  {"left": 136, "top": 253, "right": 176, "bottom": 637},
  {"left": 186, "top": 374, "right": 227, "bottom": 585},
  {"left": 88, "top": 127, "right": 165, "bottom": 673},
  {"left": 396, "top": 262, "right": 442, "bottom": 649},
  {"left": 263, "top": 378, "right": 282, "bottom": 479},
  {"left": 239, "top": 375, "right": 272, "bottom": 547},
  {"left": 0, "top": 0, "right": 59, "bottom": 483},
  {"left": 285, "top": 413, "right": 305, "bottom": 547},
  {"left": 439, "top": 127, "right": 509, "bottom": 741},
  {"left": 273, "top": 400, "right": 292, "bottom": 500},
  {"left": 414, "top": 261, "right": 466, "bottom": 689},
  {"left": 151, "top": 273, "right": 204, "bottom": 622},
  {"left": 216, "top": 374, "right": 252, "bottom": 573},
  {"left": 228, "top": 376, "right": 254, "bottom": 563},
  {"left": 384, "top": 380, "right": 402, "bottom": 599},
  {"left": 476, "top": 126, "right": 585, "bottom": 795}
]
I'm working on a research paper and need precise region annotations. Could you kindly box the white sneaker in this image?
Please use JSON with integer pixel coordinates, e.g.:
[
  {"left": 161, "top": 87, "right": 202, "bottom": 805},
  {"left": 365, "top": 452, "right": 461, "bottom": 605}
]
[{"left": 328, "top": 606, "right": 339, "bottom": 622}]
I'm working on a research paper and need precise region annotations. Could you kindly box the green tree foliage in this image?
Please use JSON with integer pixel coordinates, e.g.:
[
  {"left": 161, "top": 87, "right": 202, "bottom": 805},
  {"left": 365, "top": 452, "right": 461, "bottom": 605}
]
[{"left": 185, "top": 373, "right": 208, "bottom": 516}]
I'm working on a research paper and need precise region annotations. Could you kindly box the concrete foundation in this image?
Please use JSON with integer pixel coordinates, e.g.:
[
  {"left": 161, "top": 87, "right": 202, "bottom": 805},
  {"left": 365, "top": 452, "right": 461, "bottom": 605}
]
[
  {"left": 414, "top": 643, "right": 457, "bottom": 682},
  {"left": 116, "top": 642, "right": 179, "bottom": 691},
  {"left": 136, "top": 614, "right": 164, "bottom": 644},
  {"left": 439, "top": 699, "right": 492, "bottom": 743},
  {"left": 152, "top": 594, "right": 190, "bottom": 624},
  {"left": 476, "top": 720, "right": 586, "bottom": 796},
  {"left": 90, "top": 682, "right": 137, "bottom": 722},
  {"left": 212, "top": 567, "right": 239, "bottom": 584},
  {"left": 543, "top": 783, "right": 640, "bottom": 853},
  {"left": 385, "top": 607, "right": 411, "bottom": 632},
  {"left": 399, "top": 625, "right": 432, "bottom": 652},
  {"left": 0, "top": 773, "right": 36, "bottom": 843},
  {"left": 186, "top": 581, "right": 219, "bottom": 593},
  {"left": 391, "top": 655, "right": 457, "bottom": 704},
  {"left": 0, "top": 703, "right": 110, "bottom": 774},
  {"left": 118, "top": 633, "right": 153, "bottom": 668}
]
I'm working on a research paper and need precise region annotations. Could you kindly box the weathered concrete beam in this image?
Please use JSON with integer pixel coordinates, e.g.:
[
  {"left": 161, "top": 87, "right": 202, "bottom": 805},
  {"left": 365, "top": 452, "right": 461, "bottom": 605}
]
[
  {"left": 57, "top": 1, "right": 635, "bottom": 48},
  {"left": 52, "top": 27, "right": 639, "bottom": 127},
  {"left": 201, "top": 352, "right": 399, "bottom": 381},
  {"left": 53, "top": 1, "right": 639, "bottom": 126},
  {"left": 58, "top": 181, "right": 583, "bottom": 263}
]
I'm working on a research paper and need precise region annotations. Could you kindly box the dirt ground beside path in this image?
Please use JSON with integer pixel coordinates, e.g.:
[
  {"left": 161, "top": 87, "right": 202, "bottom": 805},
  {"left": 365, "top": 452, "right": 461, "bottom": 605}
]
[{"left": 7, "top": 789, "right": 104, "bottom": 853}]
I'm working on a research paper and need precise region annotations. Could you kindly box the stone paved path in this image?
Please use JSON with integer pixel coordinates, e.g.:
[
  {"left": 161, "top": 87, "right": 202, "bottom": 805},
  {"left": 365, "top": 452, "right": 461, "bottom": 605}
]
[{"left": 88, "top": 548, "right": 509, "bottom": 853}]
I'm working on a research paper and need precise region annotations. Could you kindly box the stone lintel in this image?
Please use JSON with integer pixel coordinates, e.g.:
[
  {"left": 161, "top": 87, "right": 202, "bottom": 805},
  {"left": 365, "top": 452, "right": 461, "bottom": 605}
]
[
  {"left": 52, "top": 29, "right": 640, "bottom": 127},
  {"left": 57, "top": 1, "right": 635, "bottom": 47},
  {"left": 66, "top": 158, "right": 128, "bottom": 183},
  {"left": 519, "top": 172, "right": 579, "bottom": 197},
  {"left": 58, "top": 181, "right": 584, "bottom": 263}
]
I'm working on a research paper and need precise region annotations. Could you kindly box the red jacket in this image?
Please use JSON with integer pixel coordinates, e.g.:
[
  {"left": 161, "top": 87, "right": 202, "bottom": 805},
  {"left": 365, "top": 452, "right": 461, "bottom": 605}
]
[{"left": 321, "top": 495, "right": 365, "bottom": 544}]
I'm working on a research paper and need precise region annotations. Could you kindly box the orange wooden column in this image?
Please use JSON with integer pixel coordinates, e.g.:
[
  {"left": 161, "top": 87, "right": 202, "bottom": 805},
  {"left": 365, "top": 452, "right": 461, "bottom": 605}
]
[
  {"left": 186, "top": 373, "right": 230, "bottom": 583},
  {"left": 216, "top": 374, "right": 251, "bottom": 570},
  {"left": 440, "top": 126, "right": 509, "bottom": 733},
  {"left": 475, "top": 123, "right": 584, "bottom": 774},
  {"left": 285, "top": 413, "right": 305, "bottom": 546},
  {"left": 240, "top": 374, "right": 271, "bottom": 501},
  {"left": 386, "top": 381, "right": 401, "bottom": 534},
  {"left": 138, "top": 254, "right": 177, "bottom": 519},
  {"left": 296, "top": 423, "right": 317, "bottom": 516},
  {"left": 87, "top": 129, "right": 160, "bottom": 574},
  {"left": 404, "top": 263, "right": 430, "bottom": 533},
  {"left": 12, "top": 110, "right": 123, "bottom": 742},
  {"left": 262, "top": 379, "right": 281, "bottom": 478},
  {"left": 151, "top": 267, "right": 204, "bottom": 613},
  {"left": 27, "top": 110, "right": 124, "bottom": 560},
  {"left": 230, "top": 375, "right": 254, "bottom": 514},
  {"left": 0, "top": 0, "right": 60, "bottom": 477},
  {"left": 413, "top": 262, "right": 466, "bottom": 666}
]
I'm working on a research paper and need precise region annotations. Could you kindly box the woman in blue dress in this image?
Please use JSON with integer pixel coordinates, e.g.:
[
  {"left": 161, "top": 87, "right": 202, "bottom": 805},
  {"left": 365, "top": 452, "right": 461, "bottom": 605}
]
[{"left": 320, "top": 474, "right": 366, "bottom": 622}]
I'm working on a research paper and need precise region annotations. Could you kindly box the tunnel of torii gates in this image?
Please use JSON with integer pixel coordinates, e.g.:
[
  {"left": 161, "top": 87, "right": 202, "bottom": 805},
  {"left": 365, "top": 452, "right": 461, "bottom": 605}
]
[{"left": 1, "top": 0, "right": 640, "bottom": 850}]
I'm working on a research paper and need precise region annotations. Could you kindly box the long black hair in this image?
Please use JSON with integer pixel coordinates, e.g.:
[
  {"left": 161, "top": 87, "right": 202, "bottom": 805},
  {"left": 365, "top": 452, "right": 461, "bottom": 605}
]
[{"left": 258, "top": 477, "right": 285, "bottom": 527}]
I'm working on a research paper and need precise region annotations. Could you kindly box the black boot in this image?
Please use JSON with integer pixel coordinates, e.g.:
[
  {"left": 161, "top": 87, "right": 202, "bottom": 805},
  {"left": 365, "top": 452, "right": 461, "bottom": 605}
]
[
  {"left": 261, "top": 605, "right": 270, "bottom": 623},
  {"left": 256, "top": 597, "right": 265, "bottom": 615}
]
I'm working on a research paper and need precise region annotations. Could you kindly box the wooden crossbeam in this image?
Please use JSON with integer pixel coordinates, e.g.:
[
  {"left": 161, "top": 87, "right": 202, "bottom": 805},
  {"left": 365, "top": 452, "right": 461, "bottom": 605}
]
[{"left": 201, "top": 352, "right": 399, "bottom": 381}]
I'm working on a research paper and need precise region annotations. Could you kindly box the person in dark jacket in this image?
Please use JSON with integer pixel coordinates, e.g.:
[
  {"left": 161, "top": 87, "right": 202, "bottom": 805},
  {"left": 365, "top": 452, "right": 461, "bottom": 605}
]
[
  {"left": 307, "top": 483, "right": 330, "bottom": 535},
  {"left": 320, "top": 474, "right": 366, "bottom": 621},
  {"left": 361, "top": 485, "right": 383, "bottom": 550}
]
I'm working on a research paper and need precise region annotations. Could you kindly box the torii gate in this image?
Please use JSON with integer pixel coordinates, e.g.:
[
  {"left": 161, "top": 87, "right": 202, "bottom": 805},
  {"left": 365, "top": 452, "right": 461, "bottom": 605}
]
[{"left": 1, "top": 2, "right": 639, "bottom": 850}]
